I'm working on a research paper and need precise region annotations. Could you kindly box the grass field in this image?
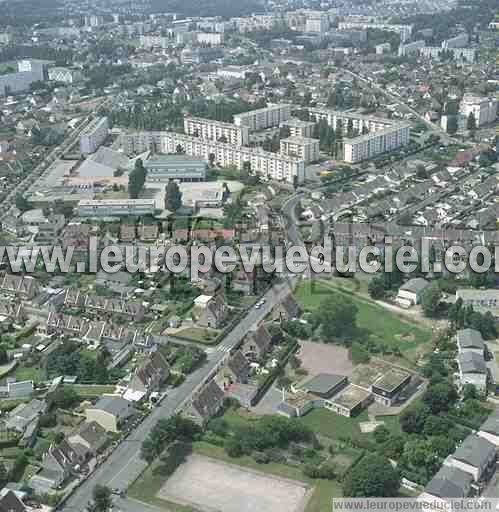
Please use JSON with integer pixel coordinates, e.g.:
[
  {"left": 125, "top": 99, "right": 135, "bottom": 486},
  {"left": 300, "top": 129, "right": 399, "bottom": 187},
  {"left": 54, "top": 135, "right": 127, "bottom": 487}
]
[
  {"left": 14, "top": 366, "right": 44, "bottom": 382},
  {"left": 175, "top": 327, "right": 220, "bottom": 345},
  {"left": 297, "top": 409, "right": 370, "bottom": 443},
  {"left": 295, "top": 280, "right": 431, "bottom": 363},
  {"left": 68, "top": 384, "right": 116, "bottom": 397}
]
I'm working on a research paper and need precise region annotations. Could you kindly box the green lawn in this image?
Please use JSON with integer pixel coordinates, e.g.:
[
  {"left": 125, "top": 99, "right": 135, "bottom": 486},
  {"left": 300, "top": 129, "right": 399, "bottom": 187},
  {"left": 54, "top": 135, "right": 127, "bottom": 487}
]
[
  {"left": 376, "top": 415, "right": 402, "bottom": 435},
  {"left": 14, "top": 366, "right": 44, "bottom": 382},
  {"left": 295, "top": 280, "right": 431, "bottom": 362},
  {"left": 68, "top": 384, "right": 116, "bottom": 397},
  {"left": 175, "top": 327, "right": 220, "bottom": 345},
  {"left": 297, "top": 408, "right": 370, "bottom": 443}
]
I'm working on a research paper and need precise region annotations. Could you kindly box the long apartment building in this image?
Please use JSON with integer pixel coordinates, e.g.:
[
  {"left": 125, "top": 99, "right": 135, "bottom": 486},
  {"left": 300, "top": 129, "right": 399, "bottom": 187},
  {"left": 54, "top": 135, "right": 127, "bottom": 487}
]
[
  {"left": 184, "top": 116, "right": 249, "bottom": 146},
  {"left": 338, "top": 21, "right": 412, "bottom": 42},
  {"left": 460, "top": 94, "right": 498, "bottom": 127},
  {"left": 233, "top": 104, "right": 292, "bottom": 132},
  {"left": 158, "top": 132, "right": 304, "bottom": 184},
  {"left": 80, "top": 117, "right": 109, "bottom": 155},
  {"left": 280, "top": 137, "right": 319, "bottom": 163},
  {"left": 121, "top": 131, "right": 164, "bottom": 155},
  {"left": 77, "top": 199, "right": 156, "bottom": 217},
  {"left": 285, "top": 119, "right": 316, "bottom": 138},
  {"left": 308, "top": 108, "right": 410, "bottom": 163}
]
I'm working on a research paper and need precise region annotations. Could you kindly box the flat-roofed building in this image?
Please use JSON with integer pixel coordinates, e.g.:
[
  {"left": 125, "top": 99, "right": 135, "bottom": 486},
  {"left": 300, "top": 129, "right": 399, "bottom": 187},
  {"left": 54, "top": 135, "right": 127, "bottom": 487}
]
[
  {"left": 280, "top": 136, "right": 320, "bottom": 163},
  {"left": 144, "top": 154, "right": 207, "bottom": 182},
  {"left": 122, "top": 131, "right": 163, "bottom": 155},
  {"left": 80, "top": 117, "right": 109, "bottom": 155},
  {"left": 285, "top": 119, "right": 315, "bottom": 138},
  {"left": 234, "top": 104, "right": 292, "bottom": 131},
  {"left": 325, "top": 384, "right": 373, "bottom": 417},
  {"left": 77, "top": 199, "right": 156, "bottom": 217},
  {"left": 371, "top": 368, "right": 411, "bottom": 406},
  {"left": 184, "top": 116, "right": 249, "bottom": 145}
]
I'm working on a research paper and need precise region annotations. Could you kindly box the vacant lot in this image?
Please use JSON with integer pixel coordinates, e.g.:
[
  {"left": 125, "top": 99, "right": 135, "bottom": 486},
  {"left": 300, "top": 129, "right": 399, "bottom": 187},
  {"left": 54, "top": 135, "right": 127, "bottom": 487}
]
[
  {"left": 295, "top": 280, "right": 431, "bottom": 363},
  {"left": 298, "top": 341, "right": 354, "bottom": 377},
  {"left": 158, "top": 454, "right": 310, "bottom": 512}
]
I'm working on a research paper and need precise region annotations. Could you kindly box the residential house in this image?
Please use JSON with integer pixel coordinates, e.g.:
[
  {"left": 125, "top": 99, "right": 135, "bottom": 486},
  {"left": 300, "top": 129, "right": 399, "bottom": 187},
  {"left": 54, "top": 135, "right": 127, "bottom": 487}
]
[
  {"left": 125, "top": 350, "right": 170, "bottom": 401},
  {"left": 456, "top": 329, "right": 485, "bottom": 356},
  {"left": 445, "top": 434, "right": 496, "bottom": 482},
  {"left": 0, "top": 490, "right": 28, "bottom": 512},
  {"left": 396, "top": 278, "right": 430, "bottom": 307},
  {"left": 0, "top": 274, "right": 38, "bottom": 299},
  {"left": 219, "top": 350, "right": 250, "bottom": 389},
  {"left": 420, "top": 465, "right": 473, "bottom": 503},
  {"left": 457, "top": 351, "right": 487, "bottom": 393},
  {"left": 478, "top": 411, "right": 499, "bottom": 447},
  {"left": 6, "top": 399, "right": 47, "bottom": 434},
  {"left": 272, "top": 294, "right": 301, "bottom": 322},
  {"left": 194, "top": 294, "right": 226, "bottom": 328},
  {"left": 67, "top": 421, "right": 108, "bottom": 456},
  {"left": 241, "top": 324, "right": 272, "bottom": 361},
  {"left": 185, "top": 380, "right": 224, "bottom": 425},
  {"left": 85, "top": 396, "right": 135, "bottom": 433}
]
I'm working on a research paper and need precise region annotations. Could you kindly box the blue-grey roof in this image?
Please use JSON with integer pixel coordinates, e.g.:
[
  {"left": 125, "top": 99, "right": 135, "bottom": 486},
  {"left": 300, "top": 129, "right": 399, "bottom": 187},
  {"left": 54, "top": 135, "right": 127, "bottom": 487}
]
[
  {"left": 301, "top": 373, "right": 347, "bottom": 395},
  {"left": 457, "top": 329, "right": 485, "bottom": 351},
  {"left": 452, "top": 434, "right": 496, "bottom": 468},
  {"left": 425, "top": 465, "right": 472, "bottom": 498},
  {"left": 458, "top": 351, "right": 487, "bottom": 374},
  {"left": 91, "top": 396, "right": 133, "bottom": 418},
  {"left": 479, "top": 410, "right": 499, "bottom": 436}
]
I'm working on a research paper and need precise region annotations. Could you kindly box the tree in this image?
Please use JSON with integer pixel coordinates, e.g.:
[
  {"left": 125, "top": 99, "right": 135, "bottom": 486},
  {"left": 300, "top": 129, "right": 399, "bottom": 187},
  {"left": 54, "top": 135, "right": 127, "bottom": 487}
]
[
  {"left": 400, "top": 405, "right": 427, "bottom": 434},
  {"left": 48, "top": 386, "right": 79, "bottom": 409},
  {"left": 446, "top": 115, "right": 458, "bottom": 134},
  {"left": 93, "top": 485, "right": 112, "bottom": 512},
  {"left": 208, "top": 152, "right": 216, "bottom": 167},
  {"left": 318, "top": 295, "right": 358, "bottom": 343},
  {"left": 0, "top": 346, "right": 7, "bottom": 365},
  {"left": 350, "top": 342, "right": 370, "bottom": 364},
  {"left": 15, "top": 194, "right": 30, "bottom": 212},
  {"left": 423, "top": 383, "right": 458, "bottom": 414},
  {"left": 463, "top": 383, "right": 478, "bottom": 401},
  {"left": 373, "top": 425, "right": 390, "bottom": 444},
  {"left": 421, "top": 284, "right": 442, "bottom": 317},
  {"left": 467, "top": 111, "right": 476, "bottom": 132},
  {"left": 343, "top": 454, "right": 400, "bottom": 497},
  {"left": 368, "top": 276, "right": 385, "bottom": 300},
  {"left": 175, "top": 144, "right": 185, "bottom": 154},
  {"left": 128, "top": 158, "right": 147, "bottom": 199},
  {"left": 0, "top": 461, "right": 7, "bottom": 482},
  {"left": 164, "top": 180, "right": 183, "bottom": 212}
]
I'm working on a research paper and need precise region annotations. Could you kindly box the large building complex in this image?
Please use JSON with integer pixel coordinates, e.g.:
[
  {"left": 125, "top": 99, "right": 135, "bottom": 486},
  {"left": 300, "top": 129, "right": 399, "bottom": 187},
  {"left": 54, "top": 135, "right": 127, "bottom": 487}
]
[
  {"left": 77, "top": 199, "right": 156, "bottom": 217},
  {"left": 80, "top": 117, "right": 109, "bottom": 155},
  {"left": 157, "top": 132, "right": 305, "bottom": 183},
  {"left": 280, "top": 137, "right": 320, "bottom": 164},
  {"left": 398, "top": 40, "right": 425, "bottom": 57},
  {"left": 308, "top": 107, "right": 410, "bottom": 163},
  {"left": 441, "top": 32, "right": 469, "bottom": 48},
  {"left": 121, "top": 131, "right": 164, "bottom": 155},
  {"left": 234, "top": 104, "right": 292, "bottom": 131},
  {"left": 184, "top": 116, "right": 249, "bottom": 146},
  {"left": 338, "top": 20, "right": 412, "bottom": 42},
  {"left": 419, "top": 47, "right": 475, "bottom": 62},
  {"left": 144, "top": 154, "right": 207, "bottom": 182},
  {"left": 0, "top": 59, "right": 53, "bottom": 96},
  {"left": 460, "top": 94, "right": 498, "bottom": 127},
  {"left": 284, "top": 119, "right": 316, "bottom": 138}
]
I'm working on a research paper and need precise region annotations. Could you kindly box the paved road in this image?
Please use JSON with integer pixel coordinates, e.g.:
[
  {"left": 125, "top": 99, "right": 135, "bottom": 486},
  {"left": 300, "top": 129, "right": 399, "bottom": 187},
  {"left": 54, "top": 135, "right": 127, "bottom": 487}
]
[{"left": 61, "top": 280, "right": 294, "bottom": 511}]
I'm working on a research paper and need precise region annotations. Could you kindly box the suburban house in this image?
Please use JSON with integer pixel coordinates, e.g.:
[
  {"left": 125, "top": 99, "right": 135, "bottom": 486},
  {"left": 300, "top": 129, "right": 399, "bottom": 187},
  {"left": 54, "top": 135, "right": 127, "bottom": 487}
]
[
  {"left": 241, "top": 324, "right": 272, "bottom": 360},
  {"left": 272, "top": 294, "right": 301, "bottom": 322},
  {"left": 125, "top": 350, "right": 170, "bottom": 401},
  {"left": 6, "top": 399, "right": 47, "bottom": 434},
  {"left": 420, "top": 465, "right": 473, "bottom": 502},
  {"left": 194, "top": 294, "right": 226, "bottom": 328},
  {"left": 85, "top": 396, "right": 135, "bottom": 433},
  {"left": 0, "top": 490, "right": 29, "bottom": 512},
  {"left": 0, "top": 274, "right": 38, "bottom": 299},
  {"left": 67, "top": 421, "right": 108, "bottom": 456},
  {"left": 219, "top": 350, "right": 250, "bottom": 389},
  {"left": 396, "top": 277, "right": 430, "bottom": 307},
  {"left": 478, "top": 411, "right": 499, "bottom": 447},
  {"left": 445, "top": 434, "right": 496, "bottom": 483},
  {"left": 185, "top": 380, "right": 224, "bottom": 425},
  {"left": 457, "top": 351, "right": 487, "bottom": 393},
  {"left": 456, "top": 329, "right": 485, "bottom": 355}
]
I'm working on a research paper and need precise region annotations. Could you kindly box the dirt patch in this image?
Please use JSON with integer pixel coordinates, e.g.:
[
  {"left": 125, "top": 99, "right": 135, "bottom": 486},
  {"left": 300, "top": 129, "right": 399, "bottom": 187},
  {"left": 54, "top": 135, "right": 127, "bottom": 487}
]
[
  {"left": 298, "top": 341, "right": 355, "bottom": 377},
  {"left": 158, "top": 454, "right": 310, "bottom": 512}
]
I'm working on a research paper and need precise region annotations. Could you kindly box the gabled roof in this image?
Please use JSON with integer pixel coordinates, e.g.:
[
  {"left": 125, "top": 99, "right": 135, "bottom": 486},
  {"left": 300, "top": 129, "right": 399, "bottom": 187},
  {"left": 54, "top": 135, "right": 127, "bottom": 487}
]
[
  {"left": 191, "top": 380, "right": 224, "bottom": 420},
  {"left": 425, "top": 465, "right": 472, "bottom": 498},
  {"left": 400, "top": 277, "right": 430, "bottom": 294},
  {"left": 90, "top": 396, "right": 133, "bottom": 418},
  {"left": 458, "top": 351, "right": 487, "bottom": 374},
  {"left": 452, "top": 434, "right": 496, "bottom": 468},
  {"left": 479, "top": 410, "right": 499, "bottom": 437},
  {"left": 227, "top": 350, "right": 250, "bottom": 380},
  {"left": 456, "top": 329, "right": 485, "bottom": 351},
  {"left": 0, "top": 490, "right": 26, "bottom": 512}
]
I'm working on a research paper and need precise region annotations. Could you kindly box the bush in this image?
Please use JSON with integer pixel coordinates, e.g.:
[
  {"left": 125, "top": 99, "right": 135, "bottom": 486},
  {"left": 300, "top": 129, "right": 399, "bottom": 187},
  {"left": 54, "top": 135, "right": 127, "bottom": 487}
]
[
  {"left": 253, "top": 451, "right": 270, "bottom": 464},
  {"left": 303, "top": 462, "right": 336, "bottom": 480},
  {"left": 265, "top": 447, "right": 286, "bottom": 464}
]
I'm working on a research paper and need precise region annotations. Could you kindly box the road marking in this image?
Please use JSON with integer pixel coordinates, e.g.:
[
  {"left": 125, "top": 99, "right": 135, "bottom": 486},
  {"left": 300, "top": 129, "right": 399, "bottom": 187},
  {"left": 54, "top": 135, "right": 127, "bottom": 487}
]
[{"left": 108, "top": 451, "right": 142, "bottom": 487}]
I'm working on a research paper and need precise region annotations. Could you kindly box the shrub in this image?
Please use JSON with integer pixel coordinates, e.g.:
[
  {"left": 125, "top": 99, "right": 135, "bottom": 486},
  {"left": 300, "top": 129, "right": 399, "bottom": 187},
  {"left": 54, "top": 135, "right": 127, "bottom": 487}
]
[{"left": 253, "top": 451, "right": 270, "bottom": 464}]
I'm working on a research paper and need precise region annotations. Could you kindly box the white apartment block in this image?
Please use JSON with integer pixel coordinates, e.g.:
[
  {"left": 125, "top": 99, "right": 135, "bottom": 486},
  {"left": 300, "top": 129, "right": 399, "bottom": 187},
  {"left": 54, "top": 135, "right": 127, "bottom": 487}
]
[
  {"left": 196, "top": 32, "right": 224, "bottom": 46},
  {"left": 232, "top": 15, "right": 278, "bottom": 33},
  {"left": 48, "top": 67, "right": 84, "bottom": 84},
  {"left": 280, "top": 137, "right": 320, "bottom": 163},
  {"left": 184, "top": 116, "right": 249, "bottom": 145},
  {"left": 338, "top": 21, "right": 412, "bottom": 42},
  {"left": 139, "top": 35, "right": 170, "bottom": 49},
  {"left": 460, "top": 94, "right": 498, "bottom": 127},
  {"left": 234, "top": 104, "right": 292, "bottom": 132},
  {"left": 398, "top": 40, "right": 425, "bottom": 57},
  {"left": 419, "top": 46, "right": 475, "bottom": 62},
  {"left": 441, "top": 32, "right": 468, "bottom": 48},
  {"left": 308, "top": 107, "right": 391, "bottom": 134},
  {"left": 78, "top": 199, "right": 156, "bottom": 217},
  {"left": 285, "top": 119, "right": 316, "bottom": 138},
  {"left": 159, "top": 132, "right": 304, "bottom": 184},
  {"left": 80, "top": 117, "right": 109, "bottom": 156},
  {"left": 343, "top": 124, "right": 410, "bottom": 163},
  {"left": 122, "top": 131, "right": 163, "bottom": 155},
  {"left": 305, "top": 15, "right": 329, "bottom": 34}
]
